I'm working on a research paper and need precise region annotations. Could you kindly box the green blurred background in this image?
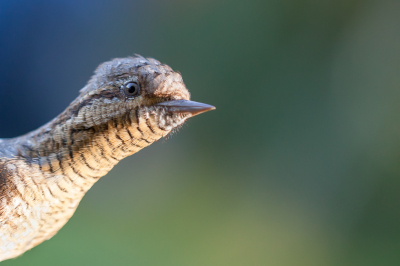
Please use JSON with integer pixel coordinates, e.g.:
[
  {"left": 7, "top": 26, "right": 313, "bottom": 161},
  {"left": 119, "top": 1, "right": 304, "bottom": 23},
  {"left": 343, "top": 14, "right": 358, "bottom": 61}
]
[{"left": 1, "top": 0, "right": 400, "bottom": 265}]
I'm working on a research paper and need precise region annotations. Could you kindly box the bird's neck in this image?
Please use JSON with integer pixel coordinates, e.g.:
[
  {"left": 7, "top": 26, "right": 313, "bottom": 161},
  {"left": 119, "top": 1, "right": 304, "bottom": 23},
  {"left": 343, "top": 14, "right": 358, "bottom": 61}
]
[{"left": 7, "top": 106, "right": 169, "bottom": 186}]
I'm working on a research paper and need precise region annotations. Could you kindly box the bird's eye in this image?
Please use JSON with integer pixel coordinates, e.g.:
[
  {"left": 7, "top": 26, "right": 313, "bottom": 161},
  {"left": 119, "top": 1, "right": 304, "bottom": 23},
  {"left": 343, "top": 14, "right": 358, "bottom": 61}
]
[{"left": 123, "top": 82, "right": 140, "bottom": 97}]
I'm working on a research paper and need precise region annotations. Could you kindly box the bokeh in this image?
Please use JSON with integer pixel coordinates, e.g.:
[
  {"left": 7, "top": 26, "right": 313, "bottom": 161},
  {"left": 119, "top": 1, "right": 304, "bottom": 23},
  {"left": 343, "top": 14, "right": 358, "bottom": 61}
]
[{"left": 1, "top": 0, "right": 400, "bottom": 265}]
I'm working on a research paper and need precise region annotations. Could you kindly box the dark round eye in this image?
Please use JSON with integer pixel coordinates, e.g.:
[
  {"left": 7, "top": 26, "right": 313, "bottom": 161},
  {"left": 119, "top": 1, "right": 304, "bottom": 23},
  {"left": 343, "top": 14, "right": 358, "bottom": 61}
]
[{"left": 123, "top": 82, "right": 140, "bottom": 97}]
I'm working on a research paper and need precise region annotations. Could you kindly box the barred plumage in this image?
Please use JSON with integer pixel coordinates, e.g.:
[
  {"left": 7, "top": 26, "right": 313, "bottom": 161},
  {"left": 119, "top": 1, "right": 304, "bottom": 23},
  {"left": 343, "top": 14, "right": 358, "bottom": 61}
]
[{"left": 0, "top": 55, "right": 214, "bottom": 261}]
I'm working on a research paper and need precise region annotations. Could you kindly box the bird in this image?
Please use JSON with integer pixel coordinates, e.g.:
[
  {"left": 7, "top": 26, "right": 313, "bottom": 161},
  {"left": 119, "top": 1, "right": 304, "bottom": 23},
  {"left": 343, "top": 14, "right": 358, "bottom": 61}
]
[{"left": 0, "top": 55, "right": 215, "bottom": 261}]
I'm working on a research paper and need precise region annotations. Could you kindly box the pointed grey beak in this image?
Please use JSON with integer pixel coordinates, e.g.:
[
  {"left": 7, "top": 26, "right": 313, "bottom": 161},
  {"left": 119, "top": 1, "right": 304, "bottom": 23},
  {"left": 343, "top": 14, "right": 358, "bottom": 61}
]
[{"left": 156, "top": 100, "right": 216, "bottom": 116}]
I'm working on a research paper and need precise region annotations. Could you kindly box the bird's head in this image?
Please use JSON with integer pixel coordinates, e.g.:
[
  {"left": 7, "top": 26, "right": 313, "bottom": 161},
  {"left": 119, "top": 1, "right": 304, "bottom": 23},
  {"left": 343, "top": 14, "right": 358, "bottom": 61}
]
[
  {"left": 64, "top": 55, "right": 215, "bottom": 136},
  {"left": 14, "top": 55, "right": 214, "bottom": 177}
]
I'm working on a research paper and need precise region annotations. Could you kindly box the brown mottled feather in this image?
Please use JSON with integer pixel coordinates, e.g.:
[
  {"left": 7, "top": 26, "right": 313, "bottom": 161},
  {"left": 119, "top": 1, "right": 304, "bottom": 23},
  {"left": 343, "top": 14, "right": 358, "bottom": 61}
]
[{"left": 0, "top": 55, "right": 212, "bottom": 261}]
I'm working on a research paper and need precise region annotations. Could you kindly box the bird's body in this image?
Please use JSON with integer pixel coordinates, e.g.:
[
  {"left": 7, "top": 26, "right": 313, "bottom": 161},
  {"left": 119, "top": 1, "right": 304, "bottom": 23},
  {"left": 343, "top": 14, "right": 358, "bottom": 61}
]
[{"left": 0, "top": 56, "right": 214, "bottom": 261}]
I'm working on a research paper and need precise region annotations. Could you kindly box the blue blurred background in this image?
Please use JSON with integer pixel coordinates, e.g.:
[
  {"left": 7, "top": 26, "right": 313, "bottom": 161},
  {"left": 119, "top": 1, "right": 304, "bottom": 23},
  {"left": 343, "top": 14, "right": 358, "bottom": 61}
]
[{"left": 1, "top": 0, "right": 400, "bottom": 265}]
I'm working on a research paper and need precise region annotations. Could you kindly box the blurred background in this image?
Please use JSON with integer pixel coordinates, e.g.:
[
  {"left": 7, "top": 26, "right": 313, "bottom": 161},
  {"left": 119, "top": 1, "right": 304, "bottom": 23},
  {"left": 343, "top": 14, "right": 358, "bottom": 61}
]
[{"left": 1, "top": 0, "right": 400, "bottom": 265}]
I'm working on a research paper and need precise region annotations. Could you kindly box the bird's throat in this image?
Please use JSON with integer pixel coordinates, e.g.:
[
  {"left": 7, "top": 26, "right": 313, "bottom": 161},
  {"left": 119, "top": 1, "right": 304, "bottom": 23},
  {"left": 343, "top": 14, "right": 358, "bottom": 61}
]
[{"left": 8, "top": 107, "right": 171, "bottom": 188}]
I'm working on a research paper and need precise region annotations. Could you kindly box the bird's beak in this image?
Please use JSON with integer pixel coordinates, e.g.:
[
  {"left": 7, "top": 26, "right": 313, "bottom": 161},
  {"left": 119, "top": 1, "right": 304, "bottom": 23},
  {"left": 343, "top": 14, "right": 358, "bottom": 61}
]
[{"left": 156, "top": 100, "right": 216, "bottom": 116}]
